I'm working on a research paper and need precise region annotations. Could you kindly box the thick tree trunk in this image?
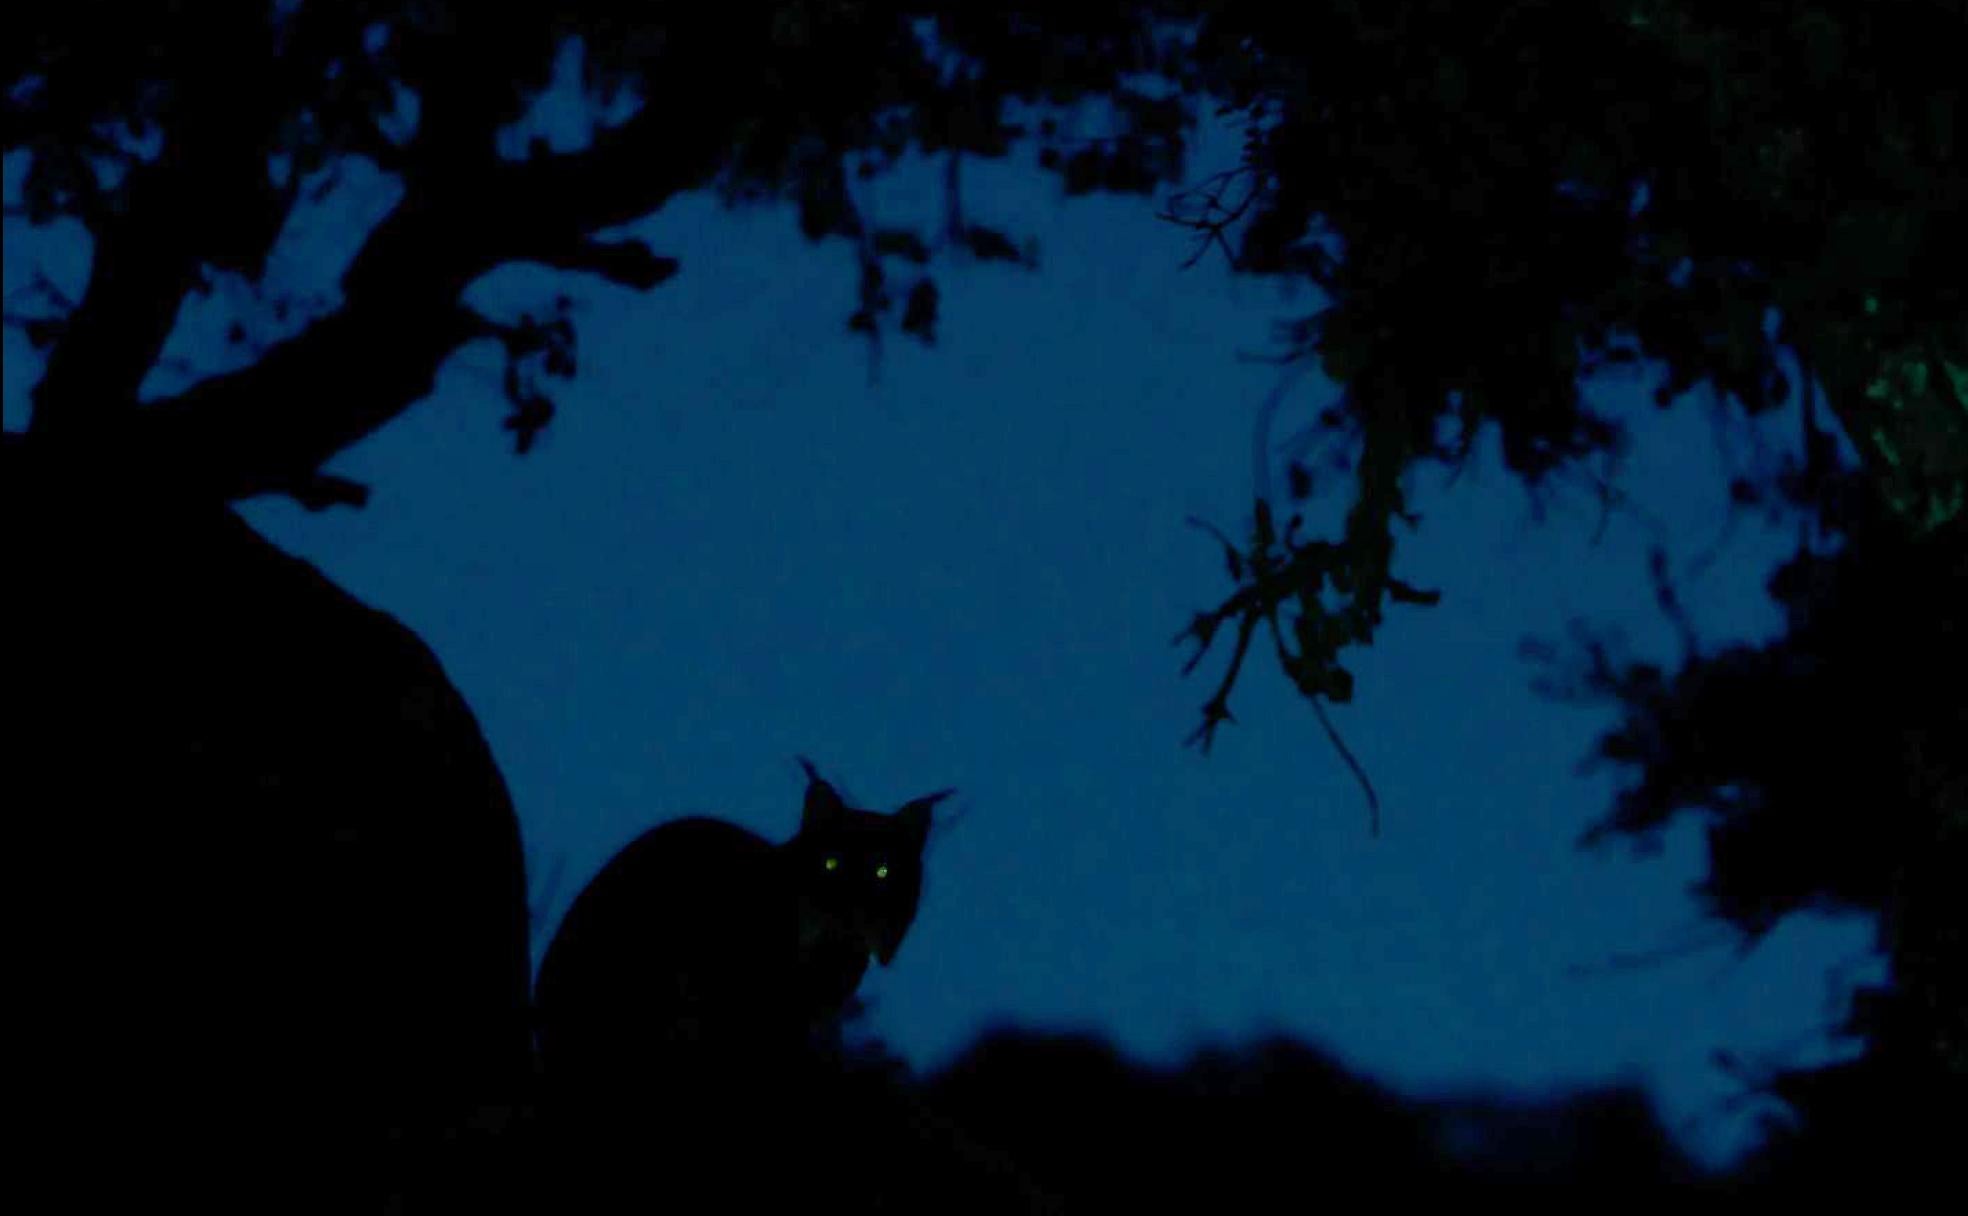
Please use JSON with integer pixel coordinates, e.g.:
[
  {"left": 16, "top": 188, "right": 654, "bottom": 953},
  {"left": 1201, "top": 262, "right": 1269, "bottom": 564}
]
[{"left": 8, "top": 447, "right": 533, "bottom": 1209}]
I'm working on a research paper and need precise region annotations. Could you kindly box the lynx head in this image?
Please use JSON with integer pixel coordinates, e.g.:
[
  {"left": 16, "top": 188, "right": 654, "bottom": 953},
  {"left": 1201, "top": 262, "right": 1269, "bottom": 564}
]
[{"left": 785, "top": 757, "right": 949, "bottom": 967}]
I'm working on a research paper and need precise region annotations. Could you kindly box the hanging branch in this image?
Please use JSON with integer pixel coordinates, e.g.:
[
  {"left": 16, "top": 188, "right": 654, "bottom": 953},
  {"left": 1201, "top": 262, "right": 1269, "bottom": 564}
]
[
  {"left": 1175, "top": 496, "right": 1409, "bottom": 837},
  {"left": 1263, "top": 612, "right": 1382, "bottom": 837}
]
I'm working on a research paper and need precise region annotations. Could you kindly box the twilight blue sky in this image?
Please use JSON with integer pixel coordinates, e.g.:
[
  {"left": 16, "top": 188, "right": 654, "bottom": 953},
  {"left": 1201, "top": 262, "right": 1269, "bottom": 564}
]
[{"left": 3, "top": 42, "right": 1885, "bottom": 1170}]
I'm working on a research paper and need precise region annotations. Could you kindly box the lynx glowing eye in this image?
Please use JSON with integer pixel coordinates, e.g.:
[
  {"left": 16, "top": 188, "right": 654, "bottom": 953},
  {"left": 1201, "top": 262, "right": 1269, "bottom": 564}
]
[
  {"left": 875, "top": 864, "right": 889, "bottom": 879},
  {"left": 824, "top": 857, "right": 839, "bottom": 872}
]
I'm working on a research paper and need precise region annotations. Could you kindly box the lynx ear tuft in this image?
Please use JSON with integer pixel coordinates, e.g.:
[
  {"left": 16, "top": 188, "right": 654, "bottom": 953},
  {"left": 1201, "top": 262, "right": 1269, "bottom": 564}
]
[
  {"left": 896, "top": 788, "right": 953, "bottom": 844},
  {"left": 798, "top": 756, "right": 849, "bottom": 825}
]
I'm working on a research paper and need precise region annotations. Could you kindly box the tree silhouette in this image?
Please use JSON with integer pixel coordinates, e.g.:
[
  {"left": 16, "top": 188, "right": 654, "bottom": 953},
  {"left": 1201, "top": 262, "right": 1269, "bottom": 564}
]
[
  {"left": 1169, "top": 0, "right": 1964, "bottom": 746},
  {"left": 7, "top": 0, "right": 1961, "bottom": 1204},
  {"left": 1160, "top": 0, "right": 1965, "bottom": 1178},
  {"left": 1524, "top": 459, "right": 1965, "bottom": 1185},
  {"left": 3, "top": 2, "right": 1195, "bottom": 1208}
]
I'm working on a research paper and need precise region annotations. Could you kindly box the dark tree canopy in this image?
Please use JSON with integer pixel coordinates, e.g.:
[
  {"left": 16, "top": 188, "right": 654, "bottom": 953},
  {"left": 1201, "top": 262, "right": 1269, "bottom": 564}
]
[
  {"left": 8, "top": 1, "right": 1960, "bottom": 697},
  {"left": 6, "top": 0, "right": 1963, "bottom": 1201},
  {"left": 1171, "top": 0, "right": 1964, "bottom": 741}
]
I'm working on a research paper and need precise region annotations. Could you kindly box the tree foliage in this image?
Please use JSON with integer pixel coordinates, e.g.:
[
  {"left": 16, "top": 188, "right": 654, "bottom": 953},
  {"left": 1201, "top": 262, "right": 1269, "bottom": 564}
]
[
  {"left": 1170, "top": 0, "right": 1964, "bottom": 730},
  {"left": 1164, "top": 2, "right": 1965, "bottom": 1167}
]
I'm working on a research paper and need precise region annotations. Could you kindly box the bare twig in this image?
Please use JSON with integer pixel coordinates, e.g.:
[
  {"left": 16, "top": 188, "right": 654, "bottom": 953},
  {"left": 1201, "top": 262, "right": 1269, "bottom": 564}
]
[{"left": 1264, "top": 614, "right": 1382, "bottom": 836}]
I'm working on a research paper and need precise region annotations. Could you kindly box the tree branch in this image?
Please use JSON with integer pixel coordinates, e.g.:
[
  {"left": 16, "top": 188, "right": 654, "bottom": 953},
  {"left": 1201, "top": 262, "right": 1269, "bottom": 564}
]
[
  {"left": 29, "top": 19, "right": 293, "bottom": 438},
  {"left": 530, "top": 239, "right": 680, "bottom": 289},
  {"left": 113, "top": 72, "right": 741, "bottom": 505}
]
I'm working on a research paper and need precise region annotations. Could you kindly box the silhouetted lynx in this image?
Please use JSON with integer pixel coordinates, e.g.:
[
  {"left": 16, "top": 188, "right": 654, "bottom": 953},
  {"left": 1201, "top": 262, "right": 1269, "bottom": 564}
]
[{"left": 534, "top": 759, "right": 949, "bottom": 1101}]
